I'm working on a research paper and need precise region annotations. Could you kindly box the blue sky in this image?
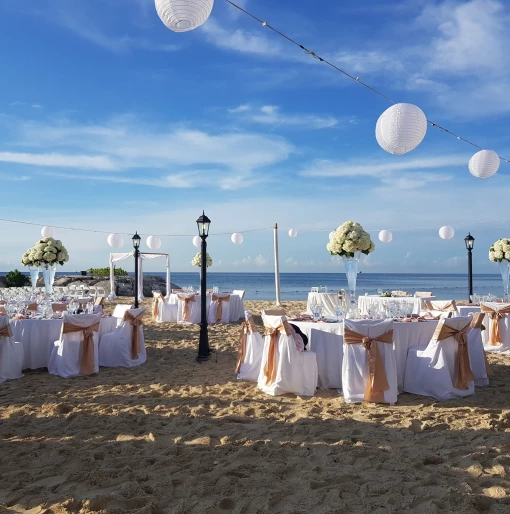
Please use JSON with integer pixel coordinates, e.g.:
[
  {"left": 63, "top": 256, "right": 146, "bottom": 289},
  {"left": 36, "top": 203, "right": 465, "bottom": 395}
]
[{"left": 1, "top": 0, "right": 510, "bottom": 274}]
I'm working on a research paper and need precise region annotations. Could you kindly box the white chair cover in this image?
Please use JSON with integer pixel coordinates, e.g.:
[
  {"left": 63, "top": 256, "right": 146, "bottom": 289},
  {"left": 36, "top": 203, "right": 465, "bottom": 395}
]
[
  {"left": 257, "top": 313, "right": 317, "bottom": 397},
  {"left": 342, "top": 319, "right": 398, "bottom": 404},
  {"left": 468, "top": 320, "right": 490, "bottom": 387},
  {"left": 480, "top": 302, "right": 510, "bottom": 354},
  {"left": 176, "top": 293, "right": 201, "bottom": 324},
  {"left": 99, "top": 308, "right": 146, "bottom": 368},
  {"left": 0, "top": 316, "right": 24, "bottom": 383},
  {"left": 154, "top": 292, "right": 177, "bottom": 323},
  {"left": 420, "top": 299, "right": 457, "bottom": 319},
  {"left": 113, "top": 304, "right": 132, "bottom": 319},
  {"left": 403, "top": 316, "right": 475, "bottom": 400},
  {"left": 48, "top": 313, "right": 102, "bottom": 378},
  {"left": 232, "top": 290, "right": 246, "bottom": 299},
  {"left": 207, "top": 293, "right": 231, "bottom": 324},
  {"left": 236, "top": 311, "right": 264, "bottom": 382}
]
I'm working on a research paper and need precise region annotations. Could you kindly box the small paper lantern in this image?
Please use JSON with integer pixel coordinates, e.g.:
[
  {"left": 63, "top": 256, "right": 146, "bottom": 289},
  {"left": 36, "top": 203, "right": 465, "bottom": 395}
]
[
  {"left": 41, "top": 226, "right": 55, "bottom": 238},
  {"left": 469, "top": 149, "right": 500, "bottom": 178},
  {"left": 288, "top": 229, "right": 298, "bottom": 238},
  {"left": 439, "top": 225, "right": 455, "bottom": 240},
  {"left": 147, "top": 235, "right": 162, "bottom": 250},
  {"left": 155, "top": 0, "right": 214, "bottom": 32},
  {"left": 378, "top": 230, "right": 393, "bottom": 244},
  {"left": 329, "top": 231, "right": 336, "bottom": 240},
  {"left": 376, "top": 103, "right": 427, "bottom": 155},
  {"left": 231, "top": 233, "right": 244, "bottom": 245},
  {"left": 192, "top": 235, "right": 201, "bottom": 248},
  {"left": 107, "top": 233, "right": 124, "bottom": 248}
]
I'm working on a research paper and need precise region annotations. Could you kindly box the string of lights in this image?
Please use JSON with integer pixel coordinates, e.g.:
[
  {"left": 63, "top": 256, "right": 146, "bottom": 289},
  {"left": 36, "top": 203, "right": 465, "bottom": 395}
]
[{"left": 224, "top": 0, "right": 510, "bottom": 164}]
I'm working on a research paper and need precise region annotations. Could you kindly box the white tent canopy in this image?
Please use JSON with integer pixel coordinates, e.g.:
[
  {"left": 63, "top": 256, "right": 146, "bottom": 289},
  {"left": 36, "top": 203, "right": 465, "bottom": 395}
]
[{"left": 109, "top": 252, "right": 171, "bottom": 301}]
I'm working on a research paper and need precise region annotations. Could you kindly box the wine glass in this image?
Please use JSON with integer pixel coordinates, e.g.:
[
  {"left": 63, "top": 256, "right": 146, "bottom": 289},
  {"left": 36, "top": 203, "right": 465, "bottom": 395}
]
[{"left": 334, "top": 305, "right": 343, "bottom": 322}]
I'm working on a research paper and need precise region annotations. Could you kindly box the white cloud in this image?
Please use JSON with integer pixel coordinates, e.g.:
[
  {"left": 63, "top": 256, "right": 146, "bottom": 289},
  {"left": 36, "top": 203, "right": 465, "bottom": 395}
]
[
  {"left": 228, "top": 104, "right": 251, "bottom": 114},
  {"left": 254, "top": 254, "right": 267, "bottom": 266},
  {"left": 0, "top": 151, "right": 117, "bottom": 170}
]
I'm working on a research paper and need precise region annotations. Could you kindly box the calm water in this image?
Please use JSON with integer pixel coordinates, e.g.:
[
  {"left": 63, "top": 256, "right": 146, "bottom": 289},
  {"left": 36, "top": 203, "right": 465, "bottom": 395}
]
[{"left": 7, "top": 271, "right": 504, "bottom": 301}]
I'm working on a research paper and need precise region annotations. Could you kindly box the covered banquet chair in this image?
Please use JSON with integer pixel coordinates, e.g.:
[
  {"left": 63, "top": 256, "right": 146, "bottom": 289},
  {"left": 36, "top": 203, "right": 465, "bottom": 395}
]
[
  {"left": 113, "top": 304, "right": 133, "bottom": 319},
  {"left": 176, "top": 293, "right": 201, "bottom": 324},
  {"left": 257, "top": 312, "right": 317, "bottom": 396},
  {"left": 467, "top": 312, "right": 491, "bottom": 387},
  {"left": 480, "top": 302, "right": 510, "bottom": 354},
  {"left": 0, "top": 315, "right": 24, "bottom": 384},
  {"left": 208, "top": 293, "right": 231, "bottom": 324},
  {"left": 48, "top": 313, "right": 102, "bottom": 378},
  {"left": 99, "top": 307, "right": 146, "bottom": 368},
  {"left": 420, "top": 299, "right": 457, "bottom": 319},
  {"left": 236, "top": 311, "right": 264, "bottom": 382},
  {"left": 153, "top": 291, "right": 177, "bottom": 322},
  {"left": 403, "top": 316, "right": 475, "bottom": 400},
  {"left": 342, "top": 319, "right": 397, "bottom": 405}
]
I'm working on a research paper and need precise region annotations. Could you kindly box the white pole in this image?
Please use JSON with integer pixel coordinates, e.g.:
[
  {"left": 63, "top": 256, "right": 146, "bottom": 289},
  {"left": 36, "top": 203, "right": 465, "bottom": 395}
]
[{"left": 274, "top": 223, "right": 281, "bottom": 306}]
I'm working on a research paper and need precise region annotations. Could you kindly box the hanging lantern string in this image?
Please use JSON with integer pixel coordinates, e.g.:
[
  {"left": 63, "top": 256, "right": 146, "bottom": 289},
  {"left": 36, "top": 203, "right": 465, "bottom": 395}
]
[{"left": 224, "top": 0, "right": 510, "bottom": 164}]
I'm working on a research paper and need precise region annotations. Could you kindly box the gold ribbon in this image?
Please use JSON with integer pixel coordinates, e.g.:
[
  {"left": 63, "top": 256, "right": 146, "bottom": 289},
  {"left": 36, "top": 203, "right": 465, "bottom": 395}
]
[
  {"left": 62, "top": 321, "right": 100, "bottom": 375},
  {"left": 0, "top": 306, "right": 6, "bottom": 315},
  {"left": 94, "top": 296, "right": 105, "bottom": 307},
  {"left": 123, "top": 310, "right": 144, "bottom": 360},
  {"left": 433, "top": 320, "right": 475, "bottom": 390},
  {"left": 212, "top": 294, "right": 230, "bottom": 323},
  {"left": 480, "top": 304, "right": 510, "bottom": 346},
  {"left": 423, "top": 300, "right": 458, "bottom": 313},
  {"left": 52, "top": 303, "right": 68, "bottom": 313},
  {"left": 263, "top": 321, "right": 292, "bottom": 386},
  {"left": 153, "top": 292, "right": 163, "bottom": 319},
  {"left": 344, "top": 327, "right": 394, "bottom": 403},
  {"left": 177, "top": 294, "right": 196, "bottom": 322},
  {"left": 235, "top": 316, "right": 257, "bottom": 374},
  {"left": 0, "top": 324, "right": 12, "bottom": 337}
]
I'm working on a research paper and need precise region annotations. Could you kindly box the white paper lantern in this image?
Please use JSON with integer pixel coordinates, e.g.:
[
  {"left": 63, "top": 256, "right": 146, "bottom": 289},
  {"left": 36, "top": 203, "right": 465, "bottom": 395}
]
[
  {"left": 231, "top": 233, "right": 244, "bottom": 245},
  {"left": 155, "top": 0, "right": 214, "bottom": 32},
  {"left": 469, "top": 149, "right": 500, "bottom": 178},
  {"left": 288, "top": 229, "right": 298, "bottom": 238},
  {"left": 147, "top": 235, "right": 162, "bottom": 250},
  {"left": 41, "top": 226, "right": 55, "bottom": 238},
  {"left": 107, "top": 233, "right": 124, "bottom": 248},
  {"left": 439, "top": 225, "right": 455, "bottom": 240},
  {"left": 376, "top": 103, "right": 427, "bottom": 155},
  {"left": 378, "top": 230, "right": 393, "bottom": 244},
  {"left": 192, "top": 235, "right": 201, "bottom": 248}
]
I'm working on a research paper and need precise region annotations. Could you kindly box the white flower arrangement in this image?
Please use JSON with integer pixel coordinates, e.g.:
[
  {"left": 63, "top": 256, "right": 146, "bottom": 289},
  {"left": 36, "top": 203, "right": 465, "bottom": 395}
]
[
  {"left": 21, "top": 237, "right": 70, "bottom": 268},
  {"left": 192, "top": 252, "right": 212, "bottom": 267},
  {"left": 327, "top": 221, "right": 375, "bottom": 258},
  {"left": 489, "top": 238, "right": 510, "bottom": 262}
]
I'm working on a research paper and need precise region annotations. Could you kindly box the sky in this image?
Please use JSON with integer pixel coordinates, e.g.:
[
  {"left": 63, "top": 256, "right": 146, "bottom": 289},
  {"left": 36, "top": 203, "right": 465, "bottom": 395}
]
[{"left": 1, "top": 0, "right": 510, "bottom": 275}]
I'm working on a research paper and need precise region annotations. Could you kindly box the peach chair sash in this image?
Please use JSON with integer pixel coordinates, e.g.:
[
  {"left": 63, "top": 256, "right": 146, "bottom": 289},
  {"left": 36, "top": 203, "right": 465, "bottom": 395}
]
[
  {"left": 0, "top": 324, "right": 12, "bottom": 338},
  {"left": 344, "top": 327, "right": 394, "bottom": 403},
  {"left": 235, "top": 316, "right": 257, "bottom": 374},
  {"left": 62, "top": 321, "right": 100, "bottom": 375},
  {"left": 480, "top": 303, "right": 510, "bottom": 346},
  {"left": 212, "top": 294, "right": 230, "bottom": 323},
  {"left": 0, "top": 306, "right": 6, "bottom": 315},
  {"left": 263, "top": 320, "right": 292, "bottom": 386},
  {"left": 423, "top": 300, "right": 458, "bottom": 312},
  {"left": 433, "top": 320, "right": 475, "bottom": 390},
  {"left": 52, "top": 303, "right": 68, "bottom": 313},
  {"left": 153, "top": 292, "right": 164, "bottom": 319},
  {"left": 177, "top": 294, "right": 196, "bottom": 322},
  {"left": 123, "top": 310, "right": 144, "bottom": 360}
]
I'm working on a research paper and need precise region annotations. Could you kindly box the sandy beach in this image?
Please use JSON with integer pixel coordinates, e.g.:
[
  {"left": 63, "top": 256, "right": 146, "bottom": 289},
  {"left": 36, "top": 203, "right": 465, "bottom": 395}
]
[{"left": 1, "top": 298, "right": 509, "bottom": 514}]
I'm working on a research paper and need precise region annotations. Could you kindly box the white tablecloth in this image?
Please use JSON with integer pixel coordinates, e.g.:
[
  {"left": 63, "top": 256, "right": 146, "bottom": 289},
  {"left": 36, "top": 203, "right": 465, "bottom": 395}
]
[
  {"left": 358, "top": 296, "right": 435, "bottom": 316},
  {"left": 291, "top": 319, "right": 440, "bottom": 393},
  {"left": 306, "top": 293, "right": 343, "bottom": 317},
  {"left": 167, "top": 293, "right": 244, "bottom": 323},
  {"left": 11, "top": 316, "right": 118, "bottom": 370}
]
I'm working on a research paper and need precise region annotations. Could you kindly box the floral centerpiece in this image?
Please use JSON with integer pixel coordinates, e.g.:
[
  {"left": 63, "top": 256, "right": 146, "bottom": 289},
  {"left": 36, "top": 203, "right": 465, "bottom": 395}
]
[
  {"left": 192, "top": 252, "right": 212, "bottom": 267},
  {"left": 489, "top": 238, "right": 510, "bottom": 296},
  {"left": 327, "top": 221, "right": 375, "bottom": 309},
  {"left": 21, "top": 237, "right": 69, "bottom": 293}
]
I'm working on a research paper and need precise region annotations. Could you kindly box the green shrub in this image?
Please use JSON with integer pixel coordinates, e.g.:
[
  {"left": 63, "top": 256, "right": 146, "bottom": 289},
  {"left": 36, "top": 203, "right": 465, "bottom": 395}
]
[
  {"left": 6, "top": 269, "right": 30, "bottom": 287},
  {"left": 88, "top": 267, "right": 128, "bottom": 277}
]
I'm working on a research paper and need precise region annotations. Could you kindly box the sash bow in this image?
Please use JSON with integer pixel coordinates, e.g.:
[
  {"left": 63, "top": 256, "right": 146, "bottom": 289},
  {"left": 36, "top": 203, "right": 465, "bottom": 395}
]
[
  {"left": 263, "top": 321, "right": 292, "bottom": 386},
  {"left": 123, "top": 311, "right": 144, "bottom": 360},
  {"left": 423, "top": 300, "right": 457, "bottom": 313},
  {"left": 212, "top": 294, "right": 230, "bottom": 323},
  {"left": 480, "top": 304, "right": 510, "bottom": 346},
  {"left": 177, "top": 294, "right": 196, "bottom": 322},
  {"left": 62, "top": 321, "right": 100, "bottom": 375},
  {"left": 235, "top": 316, "right": 257, "bottom": 374}
]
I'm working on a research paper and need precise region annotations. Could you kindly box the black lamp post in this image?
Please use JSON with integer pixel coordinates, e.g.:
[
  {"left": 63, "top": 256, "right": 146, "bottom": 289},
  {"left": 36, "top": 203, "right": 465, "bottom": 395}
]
[
  {"left": 132, "top": 232, "right": 141, "bottom": 308},
  {"left": 465, "top": 233, "right": 475, "bottom": 303},
  {"left": 196, "top": 211, "right": 211, "bottom": 362}
]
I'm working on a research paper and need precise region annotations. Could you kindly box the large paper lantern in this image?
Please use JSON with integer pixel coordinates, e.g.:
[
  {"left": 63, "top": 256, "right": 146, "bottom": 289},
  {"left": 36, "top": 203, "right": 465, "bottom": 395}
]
[
  {"left": 288, "top": 229, "right": 298, "bottom": 238},
  {"left": 155, "top": 0, "right": 214, "bottom": 32},
  {"left": 192, "top": 235, "right": 201, "bottom": 248},
  {"left": 376, "top": 103, "right": 427, "bottom": 155},
  {"left": 469, "top": 149, "right": 500, "bottom": 178},
  {"left": 107, "top": 233, "right": 124, "bottom": 248},
  {"left": 147, "top": 235, "right": 162, "bottom": 250},
  {"left": 231, "top": 233, "right": 244, "bottom": 245},
  {"left": 439, "top": 225, "right": 455, "bottom": 240},
  {"left": 41, "top": 226, "right": 55, "bottom": 238},
  {"left": 378, "top": 230, "right": 393, "bottom": 243}
]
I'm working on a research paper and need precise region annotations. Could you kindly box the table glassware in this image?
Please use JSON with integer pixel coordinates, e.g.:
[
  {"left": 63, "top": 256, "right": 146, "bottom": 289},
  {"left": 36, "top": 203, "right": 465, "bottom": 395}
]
[{"left": 334, "top": 306, "right": 343, "bottom": 322}]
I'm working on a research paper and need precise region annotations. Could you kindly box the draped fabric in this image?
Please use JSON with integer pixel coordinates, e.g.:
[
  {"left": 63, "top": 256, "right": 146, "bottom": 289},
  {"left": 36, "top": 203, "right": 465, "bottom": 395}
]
[
  {"left": 236, "top": 317, "right": 256, "bottom": 375},
  {"left": 0, "top": 316, "right": 24, "bottom": 383},
  {"left": 0, "top": 324, "right": 12, "bottom": 337},
  {"left": 432, "top": 320, "right": 474, "bottom": 390},
  {"left": 62, "top": 321, "right": 100, "bottom": 375},
  {"left": 423, "top": 300, "right": 458, "bottom": 313},
  {"left": 469, "top": 312, "right": 492, "bottom": 379},
  {"left": 177, "top": 294, "right": 196, "bottom": 322},
  {"left": 109, "top": 252, "right": 171, "bottom": 301},
  {"left": 153, "top": 292, "right": 164, "bottom": 319},
  {"left": 123, "top": 310, "right": 144, "bottom": 360},
  {"left": 344, "top": 326, "right": 394, "bottom": 403},
  {"left": 263, "top": 321, "right": 292, "bottom": 386},
  {"left": 480, "top": 303, "right": 510, "bottom": 346},
  {"left": 212, "top": 294, "right": 230, "bottom": 323}
]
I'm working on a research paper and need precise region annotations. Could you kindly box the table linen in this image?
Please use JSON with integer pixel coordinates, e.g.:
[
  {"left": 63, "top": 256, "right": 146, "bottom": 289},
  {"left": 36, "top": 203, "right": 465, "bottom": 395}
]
[
  {"left": 358, "top": 296, "right": 435, "bottom": 316},
  {"left": 306, "top": 292, "right": 343, "bottom": 317}
]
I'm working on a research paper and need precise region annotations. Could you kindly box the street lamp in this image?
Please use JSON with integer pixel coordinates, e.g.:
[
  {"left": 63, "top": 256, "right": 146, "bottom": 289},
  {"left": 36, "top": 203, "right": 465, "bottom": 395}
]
[
  {"left": 196, "top": 211, "right": 211, "bottom": 361},
  {"left": 465, "top": 233, "right": 475, "bottom": 303},
  {"left": 132, "top": 232, "right": 141, "bottom": 308}
]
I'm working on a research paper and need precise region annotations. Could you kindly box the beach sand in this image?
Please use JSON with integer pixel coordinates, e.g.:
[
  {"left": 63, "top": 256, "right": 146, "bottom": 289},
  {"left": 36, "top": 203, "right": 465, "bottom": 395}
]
[{"left": 1, "top": 298, "right": 509, "bottom": 514}]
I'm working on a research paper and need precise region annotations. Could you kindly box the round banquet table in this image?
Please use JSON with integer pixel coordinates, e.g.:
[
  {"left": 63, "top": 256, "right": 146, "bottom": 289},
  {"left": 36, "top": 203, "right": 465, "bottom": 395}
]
[
  {"left": 306, "top": 293, "right": 344, "bottom": 317},
  {"left": 10, "top": 316, "right": 118, "bottom": 370},
  {"left": 167, "top": 293, "right": 244, "bottom": 323},
  {"left": 357, "top": 296, "right": 435, "bottom": 316}
]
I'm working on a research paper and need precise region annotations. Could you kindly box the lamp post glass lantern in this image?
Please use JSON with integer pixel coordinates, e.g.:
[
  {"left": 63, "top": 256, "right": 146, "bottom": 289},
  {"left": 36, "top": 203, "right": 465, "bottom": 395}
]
[
  {"left": 197, "top": 212, "right": 211, "bottom": 361},
  {"left": 465, "top": 233, "right": 475, "bottom": 303},
  {"left": 132, "top": 232, "right": 141, "bottom": 308}
]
